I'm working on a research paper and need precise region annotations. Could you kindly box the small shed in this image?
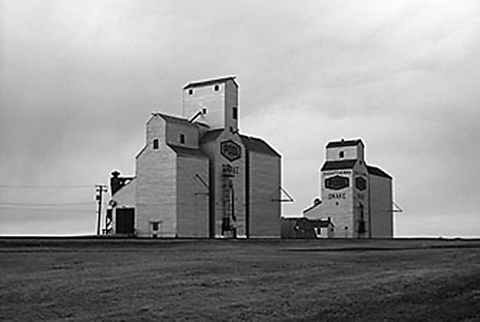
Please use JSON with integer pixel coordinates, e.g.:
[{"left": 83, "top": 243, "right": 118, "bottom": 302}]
[{"left": 281, "top": 217, "right": 334, "bottom": 239}]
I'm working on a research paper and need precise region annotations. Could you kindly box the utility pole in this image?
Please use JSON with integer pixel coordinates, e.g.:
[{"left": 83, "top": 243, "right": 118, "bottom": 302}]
[{"left": 95, "top": 184, "right": 107, "bottom": 236}]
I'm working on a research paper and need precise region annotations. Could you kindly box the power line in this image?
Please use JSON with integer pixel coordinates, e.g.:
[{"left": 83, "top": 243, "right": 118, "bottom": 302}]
[
  {"left": 0, "top": 202, "right": 95, "bottom": 207},
  {"left": 0, "top": 184, "right": 94, "bottom": 189},
  {"left": 0, "top": 206, "right": 94, "bottom": 213}
]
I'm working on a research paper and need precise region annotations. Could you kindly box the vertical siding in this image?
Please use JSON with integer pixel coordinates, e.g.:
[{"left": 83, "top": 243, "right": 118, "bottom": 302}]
[
  {"left": 320, "top": 171, "right": 355, "bottom": 238},
  {"left": 224, "top": 80, "right": 238, "bottom": 132},
  {"left": 248, "top": 152, "right": 281, "bottom": 237},
  {"left": 316, "top": 162, "right": 370, "bottom": 238},
  {"left": 165, "top": 122, "right": 199, "bottom": 149},
  {"left": 176, "top": 155, "right": 209, "bottom": 237},
  {"left": 369, "top": 175, "right": 393, "bottom": 238},
  {"left": 326, "top": 145, "right": 364, "bottom": 161},
  {"left": 182, "top": 79, "right": 238, "bottom": 131},
  {"left": 218, "top": 132, "right": 246, "bottom": 238},
  {"left": 201, "top": 130, "right": 246, "bottom": 238},
  {"left": 183, "top": 83, "right": 225, "bottom": 130},
  {"left": 200, "top": 139, "right": 217, "bottom": 237},
  {"left": 136, "top": 116, "right": 177, "bottom": 237},
  {"left": 352, "top": 163, "right": 369, "bottom": 239},
  {"left": 329, "top": 212, "right": 354, "bottom": 238}
]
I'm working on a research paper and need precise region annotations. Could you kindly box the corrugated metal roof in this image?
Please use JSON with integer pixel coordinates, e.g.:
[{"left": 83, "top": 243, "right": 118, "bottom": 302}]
[
  {"left": 183, "top": 76, "right": 237, "bottom": 89},
  {"left": 168, "top": 145, "right": 208, "bottom": 158},
  {"left": 156, "top": 113, "right": 193, "bottom": 126},
  {"left": 150, "top": 112, "right": 210, "bottom": 129},
  {"left": 321, "top": 160, "right": 392, "bottom": 178},
  {"left": 240, "top": 135, "right": 281, "bottom": 157},
  {"left": 200, "top": 129, "right": 223, "bottom": 143},
  {"left": 321, "top": 160, "right": 357, "bottom": 171},
  {"left": 200, "top": 129, "right": 280, "bottom": 157},
  {"left": 367, "top": 165, "right": 392, "bottom": 179},
  {"left": 326, "top": 139, "right": 364, "bottom": 148}
]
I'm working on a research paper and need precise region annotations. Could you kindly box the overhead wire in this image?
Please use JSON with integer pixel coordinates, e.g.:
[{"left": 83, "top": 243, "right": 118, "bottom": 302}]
[
  {"left": 0, "top": 201, "right": 98, "bottom": 214},
  {"left": 0, "top": 184, "right": 94, "bottom": 189},
  {"left": 0, "top": 184, "right": 105, "bottom": 216},
  {"left": 0, "top": 202, "right": 95, "bottom": 207},
  {"left": 0, "top": 206, "right": 94, "bottom": 213}
]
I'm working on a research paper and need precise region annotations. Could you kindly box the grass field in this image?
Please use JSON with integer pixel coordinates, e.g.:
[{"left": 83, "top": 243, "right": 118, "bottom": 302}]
[{"left": 1, "top": 238, "right": 479, "bottom": 321}]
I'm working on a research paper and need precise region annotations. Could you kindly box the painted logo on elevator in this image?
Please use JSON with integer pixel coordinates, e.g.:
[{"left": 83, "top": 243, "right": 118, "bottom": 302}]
[
  {"left": 355, "top": 177, "right": 367, "bottom": 191},
  {"left": 325, "top": 175, "right": 349, "bottom": 190},
  {"left": 220, "top": 140, "right": 241, "bottom": 162}
]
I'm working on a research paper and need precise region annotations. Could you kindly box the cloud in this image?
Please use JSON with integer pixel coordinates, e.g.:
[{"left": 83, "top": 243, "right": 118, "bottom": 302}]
[{"left": 1, "top": 0, "right": 479, "bottom": 236}]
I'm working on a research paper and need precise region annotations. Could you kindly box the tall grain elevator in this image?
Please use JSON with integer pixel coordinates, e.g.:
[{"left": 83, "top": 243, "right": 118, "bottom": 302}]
[
  {"left": 284, "top": 139, "right": 393, "bottom": 239},
  {"left": 107, "top": 77, "right": 281, "bottom": 238}
]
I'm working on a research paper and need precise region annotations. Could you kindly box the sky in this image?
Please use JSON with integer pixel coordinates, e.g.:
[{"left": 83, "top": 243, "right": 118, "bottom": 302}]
[{"left": 1, "top": 0, "right": 479, "bottom": 237}]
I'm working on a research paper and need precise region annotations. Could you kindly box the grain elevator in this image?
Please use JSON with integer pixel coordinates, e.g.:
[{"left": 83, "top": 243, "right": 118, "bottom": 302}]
[
  {"left": 282, "top": 139, "right": 394, "bottom": 239},
  {"left": 107, "top": 77, "right": 281, "bottom": 238}
]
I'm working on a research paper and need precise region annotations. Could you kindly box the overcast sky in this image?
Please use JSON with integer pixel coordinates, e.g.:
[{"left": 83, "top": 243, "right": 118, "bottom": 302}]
[{"left": 1, "top": 0, "right": 479, "bottom": 237}]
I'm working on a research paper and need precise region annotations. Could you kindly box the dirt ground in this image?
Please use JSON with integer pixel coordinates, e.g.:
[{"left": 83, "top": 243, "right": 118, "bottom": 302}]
[{"left": 1, "top": 238, "right": 479, "bottom": 321}]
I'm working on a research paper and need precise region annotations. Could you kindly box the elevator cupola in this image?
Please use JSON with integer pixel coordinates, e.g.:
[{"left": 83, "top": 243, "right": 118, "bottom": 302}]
[
  {"left": 326, "top": 139, "right": 365, "bottom": 162},
  {"left": 182, "top": 76, "right": 239, "bottom": 132}
]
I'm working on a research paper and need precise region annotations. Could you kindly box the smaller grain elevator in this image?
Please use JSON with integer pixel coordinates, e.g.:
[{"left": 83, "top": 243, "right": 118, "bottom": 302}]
[
  {"left": 107, "top": 77, "right": 281, "bottom": 238},
  {"left": 288, "top": 139, "right": 393, "bottom": 239}
]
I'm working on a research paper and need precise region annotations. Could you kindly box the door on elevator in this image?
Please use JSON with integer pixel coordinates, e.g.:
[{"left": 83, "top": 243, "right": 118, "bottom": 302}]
[{"left": 116, "top": 208, "right": 135, "bottom": 236}]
